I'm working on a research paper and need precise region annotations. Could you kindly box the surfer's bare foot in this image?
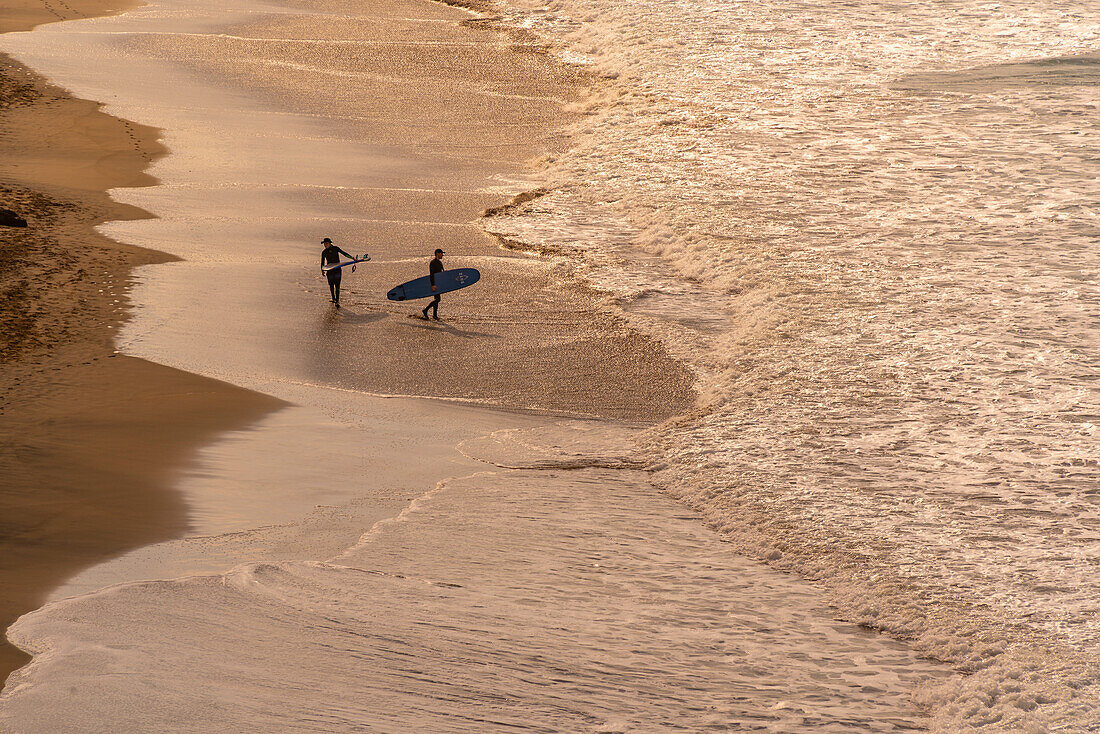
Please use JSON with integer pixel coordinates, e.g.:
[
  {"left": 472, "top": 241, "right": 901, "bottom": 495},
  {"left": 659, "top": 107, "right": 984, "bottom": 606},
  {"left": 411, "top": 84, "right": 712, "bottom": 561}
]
[
  {"left": 419, "top": 312, "right": 429, "bottom": 320},
  {"left": 432, "top": 315, "right": 441, "bottom": 321}
]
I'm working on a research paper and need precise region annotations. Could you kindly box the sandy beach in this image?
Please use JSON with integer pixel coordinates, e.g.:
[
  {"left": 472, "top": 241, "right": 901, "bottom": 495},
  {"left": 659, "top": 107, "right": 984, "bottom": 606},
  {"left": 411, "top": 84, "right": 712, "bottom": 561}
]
[
  {"left": 0, "top": 0, "right": 709, "bottom": 708},
  {"left": 0, "top": 0, "right": 688, "bottom": 680},
  {"left": 12, "top": 0, "right": 1091, "bottom": 729},
  {"left": 0, "top": 0, "right": 284, "bottom": 681}
]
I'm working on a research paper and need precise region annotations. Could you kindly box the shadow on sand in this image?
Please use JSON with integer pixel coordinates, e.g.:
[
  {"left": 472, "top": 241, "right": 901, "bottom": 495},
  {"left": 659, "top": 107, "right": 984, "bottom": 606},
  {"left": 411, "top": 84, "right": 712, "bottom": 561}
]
[
  {"left": 401, "top": 314, "right": 500, "bottom": 340},
  {"left": 327, "top": 308, "right": 390, "bottom": 325}
]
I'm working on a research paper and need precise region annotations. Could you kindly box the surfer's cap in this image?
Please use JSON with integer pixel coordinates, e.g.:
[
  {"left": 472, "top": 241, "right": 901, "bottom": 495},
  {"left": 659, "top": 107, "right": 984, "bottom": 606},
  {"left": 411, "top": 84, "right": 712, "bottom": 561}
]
[
  {"left": 322, "top": 237, "right": 332, "bottom": 243},
  {"left": 435, "top": 248, "right": 445, "bottom": 254}
]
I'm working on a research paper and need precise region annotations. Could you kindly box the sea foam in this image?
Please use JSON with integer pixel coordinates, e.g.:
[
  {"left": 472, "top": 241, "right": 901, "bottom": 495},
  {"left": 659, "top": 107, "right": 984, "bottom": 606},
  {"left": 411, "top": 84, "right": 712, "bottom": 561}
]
[{"left": 480, "top": 0, "right": 1100, "bottom": 730}]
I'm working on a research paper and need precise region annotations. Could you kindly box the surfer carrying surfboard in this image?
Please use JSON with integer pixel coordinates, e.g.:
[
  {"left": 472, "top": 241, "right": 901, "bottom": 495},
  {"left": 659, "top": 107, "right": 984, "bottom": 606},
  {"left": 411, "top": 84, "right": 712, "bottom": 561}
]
[
  {"left": 386, "top": 256, "right": 479, "bottom": 307},
  {"left": 320, "top": 237, "right": 354, "bottom": 307},
  {"left": 421, "top": 249, "right": 445, "bottom": 320}
]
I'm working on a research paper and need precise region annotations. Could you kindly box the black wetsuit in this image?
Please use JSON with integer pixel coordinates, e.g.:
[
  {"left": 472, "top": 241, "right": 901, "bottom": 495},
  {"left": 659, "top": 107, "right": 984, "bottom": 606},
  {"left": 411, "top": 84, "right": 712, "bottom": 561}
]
[
  {"left": 423, "top": 258, "right": 444, "bottom": 318},
  {"left": 321, "top": 244, "right": 353, "bottom": 304}
]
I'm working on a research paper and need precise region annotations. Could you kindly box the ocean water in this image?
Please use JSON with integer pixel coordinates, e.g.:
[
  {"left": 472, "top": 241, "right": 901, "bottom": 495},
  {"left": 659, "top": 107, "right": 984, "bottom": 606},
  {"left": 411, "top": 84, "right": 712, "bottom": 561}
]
[
  {"left": 3, "top": 423, "right": 949, "bottom": 732},
  {"left": 481, "top": 0, "right": 1100, "bottom": 730},
  {"left": 1, "top": 0, "right": 1096, "bottom": 730}
]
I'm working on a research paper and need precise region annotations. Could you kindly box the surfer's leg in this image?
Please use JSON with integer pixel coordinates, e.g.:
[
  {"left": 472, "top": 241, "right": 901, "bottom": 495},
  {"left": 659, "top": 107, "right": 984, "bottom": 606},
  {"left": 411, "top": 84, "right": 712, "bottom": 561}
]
[
  {"left": 327, "top": 271, "right": 342, "bottom": 304},
  {"left": 422, "top": 294, "right": 438, "bottom": 319}
]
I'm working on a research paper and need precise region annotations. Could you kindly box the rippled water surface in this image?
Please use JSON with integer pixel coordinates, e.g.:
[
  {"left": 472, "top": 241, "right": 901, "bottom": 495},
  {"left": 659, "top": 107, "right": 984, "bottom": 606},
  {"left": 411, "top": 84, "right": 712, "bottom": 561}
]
[
  {"left": 2, "top": 424, "right": 947, "bottom": 732},
  {"left": 485, "top": 0, "right": 1100, "bottom": 729},
  {"left": 2, "top": 0, "right": 1097, "bottom": 729}
]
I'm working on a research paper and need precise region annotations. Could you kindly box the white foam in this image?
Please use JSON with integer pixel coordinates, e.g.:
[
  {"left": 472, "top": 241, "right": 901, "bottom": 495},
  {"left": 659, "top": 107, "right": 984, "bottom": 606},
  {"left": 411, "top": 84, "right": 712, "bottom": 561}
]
[{"left": 480, "top": 0, "right": 1100, "bottom": 730}]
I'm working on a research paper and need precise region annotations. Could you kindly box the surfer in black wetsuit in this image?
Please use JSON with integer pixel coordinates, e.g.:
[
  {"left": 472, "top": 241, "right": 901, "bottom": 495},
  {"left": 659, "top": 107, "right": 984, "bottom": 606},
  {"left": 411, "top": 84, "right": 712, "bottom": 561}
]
[
  {"left": 320, "top": 237, "right": 354, "bottom": 307},
  {"left": 421, "top": 249, "right": 445, "bottom": 320}
]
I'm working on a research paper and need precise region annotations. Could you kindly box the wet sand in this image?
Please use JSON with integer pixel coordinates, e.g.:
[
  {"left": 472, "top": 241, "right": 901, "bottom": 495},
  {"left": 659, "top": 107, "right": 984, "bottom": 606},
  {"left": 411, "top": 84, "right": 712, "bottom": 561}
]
[
  {"left": 0, "top": 5, "right": 281, "bottom": 682},
  {"left": 0, "top": 0, "right": 691, "bottom": 687},
  {"left": 0, "top": 0, "right": 954, "bottom": 728},
  {"left": 56, "top": 0, "right": 696, "bottom": 419}
]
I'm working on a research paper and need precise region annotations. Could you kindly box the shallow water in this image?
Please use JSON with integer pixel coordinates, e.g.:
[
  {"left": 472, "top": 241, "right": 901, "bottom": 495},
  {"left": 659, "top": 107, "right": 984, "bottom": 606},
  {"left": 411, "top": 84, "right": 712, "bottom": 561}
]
[
  {"left": 2, "top": 423, "right": 946, "bottom": 732},
  {"left": 0, "top": 0, "right": 956, "bottom": 729},
  {"left": 2, "top": 0, "right": 1096, "bottom": 729},
  {"left": 482, "top": 0, "right": 1100, "bottom": 729}
]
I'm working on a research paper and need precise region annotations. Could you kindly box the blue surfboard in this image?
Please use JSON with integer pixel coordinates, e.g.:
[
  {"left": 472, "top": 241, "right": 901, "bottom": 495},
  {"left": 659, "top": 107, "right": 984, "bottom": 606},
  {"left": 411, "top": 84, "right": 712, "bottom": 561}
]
[{"left": 387, "top": 268, "right": 480, "bottom": 301}]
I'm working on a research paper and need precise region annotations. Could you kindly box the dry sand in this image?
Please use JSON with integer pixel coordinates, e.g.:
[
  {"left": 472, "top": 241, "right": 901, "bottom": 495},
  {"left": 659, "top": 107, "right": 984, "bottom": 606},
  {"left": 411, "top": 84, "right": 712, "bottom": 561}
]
[
  {"left": 0, "top": 0, "right": 131, "bottom": 35},
  {"left": 0, "top": 3, "right": 281, "bottom": 682}
]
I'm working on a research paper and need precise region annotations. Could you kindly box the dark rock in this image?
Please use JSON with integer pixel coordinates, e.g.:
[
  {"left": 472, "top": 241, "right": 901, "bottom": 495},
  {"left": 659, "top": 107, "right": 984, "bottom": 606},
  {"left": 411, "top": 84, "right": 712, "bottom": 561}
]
[{"left": 0, "top": 209, "right": 27, "bottom": 227}]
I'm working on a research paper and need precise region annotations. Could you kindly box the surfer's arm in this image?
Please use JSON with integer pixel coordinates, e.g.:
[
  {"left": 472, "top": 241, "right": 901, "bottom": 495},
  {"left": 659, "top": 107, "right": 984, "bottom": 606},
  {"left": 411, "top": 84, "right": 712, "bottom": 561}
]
[{"left": 337, "top": 247, "right": 355, "bottom": 260}]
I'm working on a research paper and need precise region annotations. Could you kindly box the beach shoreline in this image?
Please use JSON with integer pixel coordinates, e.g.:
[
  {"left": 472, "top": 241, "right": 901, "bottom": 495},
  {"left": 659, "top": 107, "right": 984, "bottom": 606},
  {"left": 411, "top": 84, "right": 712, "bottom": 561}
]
[
  {"left": 0, "top": 2, "right": 284, "bottom": 683},
  {"left": 0, "top": 0, "right": 990, "bottom": 728},
  {"left": 0, "top": 0, "right": 695, "bottom": 691}
]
